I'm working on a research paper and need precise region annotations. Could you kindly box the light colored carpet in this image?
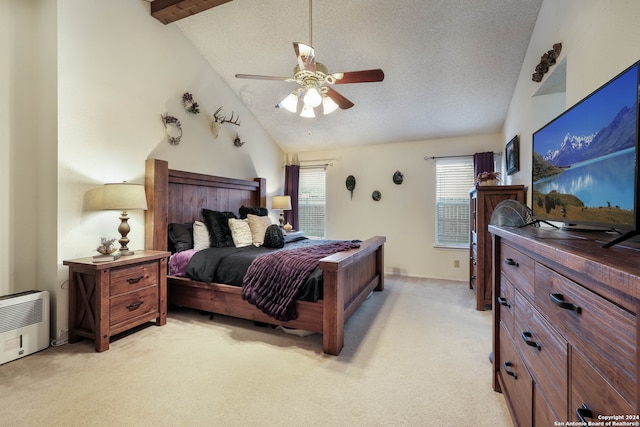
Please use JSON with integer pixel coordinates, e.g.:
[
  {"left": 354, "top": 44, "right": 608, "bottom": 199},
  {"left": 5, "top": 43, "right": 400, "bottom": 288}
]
[{"left": 0, "top": 276, "right": 512, "bottom": 426}]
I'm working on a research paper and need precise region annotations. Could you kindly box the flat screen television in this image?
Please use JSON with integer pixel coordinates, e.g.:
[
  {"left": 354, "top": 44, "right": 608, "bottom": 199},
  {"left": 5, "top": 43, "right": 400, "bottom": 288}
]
[{"left": 531, "top": 60, "right": 639, "bottom": 247}]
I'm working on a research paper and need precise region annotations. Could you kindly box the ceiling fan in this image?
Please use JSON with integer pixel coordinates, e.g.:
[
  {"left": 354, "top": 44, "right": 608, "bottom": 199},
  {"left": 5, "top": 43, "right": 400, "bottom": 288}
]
[{"left": 235, "top": 0, "right": 384, "bottom": 118}]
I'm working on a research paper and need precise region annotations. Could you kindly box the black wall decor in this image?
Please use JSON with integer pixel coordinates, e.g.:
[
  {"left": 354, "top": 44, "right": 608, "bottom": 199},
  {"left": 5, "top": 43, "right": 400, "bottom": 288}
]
[{"left": 532, "top": 43, "right": 562, "bottom": 82}]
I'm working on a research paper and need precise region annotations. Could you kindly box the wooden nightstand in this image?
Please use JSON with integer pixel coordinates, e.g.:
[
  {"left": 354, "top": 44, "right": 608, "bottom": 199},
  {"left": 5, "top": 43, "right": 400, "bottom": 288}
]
[{"left": 63, "top": 250, "right": 170, "bottom": 352}]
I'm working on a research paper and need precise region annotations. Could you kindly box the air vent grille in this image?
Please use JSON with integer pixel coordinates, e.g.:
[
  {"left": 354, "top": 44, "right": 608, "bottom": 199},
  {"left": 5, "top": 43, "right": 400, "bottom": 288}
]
[{"left": 0, "top": 300, "right": 43, "bottom": 334}]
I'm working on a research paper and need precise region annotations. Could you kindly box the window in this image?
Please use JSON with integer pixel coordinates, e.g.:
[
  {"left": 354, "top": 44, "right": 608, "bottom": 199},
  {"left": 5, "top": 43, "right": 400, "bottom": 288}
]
[
  {"left": 298, "top": 168, "right": 326, "bottom": 238},
  {"left": 435, "top": 157, "right": 475, "bottom": 248}
]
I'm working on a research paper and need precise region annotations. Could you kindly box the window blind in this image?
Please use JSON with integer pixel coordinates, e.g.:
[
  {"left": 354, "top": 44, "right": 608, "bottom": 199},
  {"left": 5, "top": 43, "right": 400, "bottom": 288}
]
[
  {"left": 298, "top": 168, "right": 326, "bottom": 238},
  {"left": 435, "top": 157, "right": 474, "bottom": 247}
]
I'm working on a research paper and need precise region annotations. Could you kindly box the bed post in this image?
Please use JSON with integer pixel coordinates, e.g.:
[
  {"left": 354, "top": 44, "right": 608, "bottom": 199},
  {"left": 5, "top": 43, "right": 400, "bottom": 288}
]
[
  {"left": 145, "top": 159, "right": 169, "bottom": 251},
  {"left": 254, "top": 177, "right": 266, "bottom": 208},
  {"left": 322, "top": 269, "right": 345, "bottom": 356}
]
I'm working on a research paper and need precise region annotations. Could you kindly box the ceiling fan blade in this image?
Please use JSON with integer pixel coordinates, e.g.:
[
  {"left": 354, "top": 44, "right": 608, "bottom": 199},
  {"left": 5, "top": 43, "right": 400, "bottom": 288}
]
[
  {"left": 325, "top": 87, "right": 354, "bottom": 110},
  {"left": 331, "top": 69, "right": 385, "bottom": 84},
  {"left": 293, "top": 42, "right": 316, "bottom": 72},
  {"left": 235, "top": 74, "right": 292, "bottom": 81}
]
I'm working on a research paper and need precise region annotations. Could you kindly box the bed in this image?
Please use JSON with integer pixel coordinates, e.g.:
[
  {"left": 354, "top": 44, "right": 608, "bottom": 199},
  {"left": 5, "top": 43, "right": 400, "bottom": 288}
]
[{"left": 144, "top": 159, "right": 386, "bottom": 355}]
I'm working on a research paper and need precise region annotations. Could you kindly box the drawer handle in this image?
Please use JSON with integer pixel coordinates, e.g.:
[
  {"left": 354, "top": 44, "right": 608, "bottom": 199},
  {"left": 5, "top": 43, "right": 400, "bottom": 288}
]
[
  {"left": 576, "top": 403, "right": 593, "bottom": 423},
  {"left": 504, "top": 258, "right": 519, "bottom": 267},
  {"left": 127, "top": 275, "right": 145, "bottom": 284},
  {"left": 503, "top": 361, "right": 517, "bottom": 379},
  {"left": 126, "top": 301, "right": 144, "bottom": 311},
  {"left": 550, "top": 293, "right": 581, "bottom": 314},
  {"left": 497, "top": 297, "right": 511, "bottom": 308},
  {"left": 521, "top": 331, "right": 541, "bottom": 351}
]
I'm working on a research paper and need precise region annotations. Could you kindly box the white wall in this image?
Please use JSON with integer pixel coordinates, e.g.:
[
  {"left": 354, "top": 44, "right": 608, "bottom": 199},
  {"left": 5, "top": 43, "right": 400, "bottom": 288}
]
[
  {"left": 1, "top": 0, "right": 57, "bottom": 307},
  {"left": 296, "top": 133, "right": 502, "bottom": 281},
  {"left": 0, "top": 0, "right": 10, "bottom": 295}
]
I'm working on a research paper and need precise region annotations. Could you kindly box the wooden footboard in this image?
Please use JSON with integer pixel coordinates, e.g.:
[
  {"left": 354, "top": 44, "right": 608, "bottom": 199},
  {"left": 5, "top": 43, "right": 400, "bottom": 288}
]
[
  {"left": 144, "top": 158, "right": 385, "bottom": 355},
  {"left": 320, "top": 236, "right": 385, "bottom": 355}
]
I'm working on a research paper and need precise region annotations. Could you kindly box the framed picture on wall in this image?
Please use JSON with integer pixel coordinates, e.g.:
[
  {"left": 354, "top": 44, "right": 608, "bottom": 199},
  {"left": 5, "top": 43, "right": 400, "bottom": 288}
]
[{"left": 506, "top": 135, "right": 520, "bottom": 175}]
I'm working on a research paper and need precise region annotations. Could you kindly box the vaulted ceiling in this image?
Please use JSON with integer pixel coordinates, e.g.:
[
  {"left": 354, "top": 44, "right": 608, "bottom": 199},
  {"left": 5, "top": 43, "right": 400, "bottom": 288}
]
[{"left": 151, "top": 0, "right": 543, "bottom": 153}]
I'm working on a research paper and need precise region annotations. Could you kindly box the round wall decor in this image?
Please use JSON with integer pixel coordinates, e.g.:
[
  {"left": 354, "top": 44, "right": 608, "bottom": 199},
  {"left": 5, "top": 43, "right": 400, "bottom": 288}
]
[
  {"left": 372, "top": 190, "right": 381, "bottom": 201},
  {"left": 393, "top": 170, "right": 404, "bottom": 185}
]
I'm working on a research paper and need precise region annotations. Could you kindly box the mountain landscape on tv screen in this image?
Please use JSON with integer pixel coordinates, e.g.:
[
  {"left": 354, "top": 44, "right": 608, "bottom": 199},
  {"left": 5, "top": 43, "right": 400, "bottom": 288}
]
[{"left": 536, "top": 104, "right": 636, "bottom": 170}]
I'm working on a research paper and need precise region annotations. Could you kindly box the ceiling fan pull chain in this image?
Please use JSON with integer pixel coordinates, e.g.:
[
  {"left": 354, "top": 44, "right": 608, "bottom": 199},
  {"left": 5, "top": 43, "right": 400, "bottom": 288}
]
[{"left": 309, "top": 0, "right": 313, "bottom": 47}]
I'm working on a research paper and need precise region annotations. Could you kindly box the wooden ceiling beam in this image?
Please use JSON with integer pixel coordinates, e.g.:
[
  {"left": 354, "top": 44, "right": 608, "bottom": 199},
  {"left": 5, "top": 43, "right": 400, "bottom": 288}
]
[{"left": 151, "top": 0, "right": 233, "bottom": 25}]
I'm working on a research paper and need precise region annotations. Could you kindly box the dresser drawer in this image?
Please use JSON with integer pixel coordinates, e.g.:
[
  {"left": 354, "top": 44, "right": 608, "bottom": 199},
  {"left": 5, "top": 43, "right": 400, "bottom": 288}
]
[
  {"left": 111, "top": 261, "right": 159, "bottom": 296},
  {"left": 535, "top": 263, "right": 636, "bottom": 407},
  {"left": 497, "top": 274, "right": 515, "bottom": 337},
  {"left": 110, "top": 286, "right": 158, "bottom": 327},
  {"left": 499, "top": 324, "right": 533, "bottom": 427},
  {"left": 571, "top": 348, "right": 635, "bottom": 421},
  {"left": 514, "top": 291, "right": 568, "bottom": 420},
  {"left": 500, "top": 242, "right": 534, "bottom": 301}
]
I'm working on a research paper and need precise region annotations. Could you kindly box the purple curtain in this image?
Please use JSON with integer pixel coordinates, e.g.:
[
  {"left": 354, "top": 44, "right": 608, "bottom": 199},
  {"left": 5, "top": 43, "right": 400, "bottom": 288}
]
[
  {"left": 473, "top": 151, "right": 494, "bottom": 176},
  {"left": 283, "top": 164, "right": 299, "bottom": 230}
]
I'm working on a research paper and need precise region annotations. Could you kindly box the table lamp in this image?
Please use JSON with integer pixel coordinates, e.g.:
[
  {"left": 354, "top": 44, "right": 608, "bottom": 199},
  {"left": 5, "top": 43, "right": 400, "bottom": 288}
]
[
  {"left": 101, "top": 182, "right": 148, "bottom": 255},
  {"left": 271, "top": 195, "right": 291, "bottom": 228}
]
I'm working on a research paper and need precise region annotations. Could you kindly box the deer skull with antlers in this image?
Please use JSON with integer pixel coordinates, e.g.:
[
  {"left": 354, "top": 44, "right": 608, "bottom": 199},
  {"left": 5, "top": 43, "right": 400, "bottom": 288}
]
[{"left": 210, "top": 107, "right": 241, "bottom": 138}]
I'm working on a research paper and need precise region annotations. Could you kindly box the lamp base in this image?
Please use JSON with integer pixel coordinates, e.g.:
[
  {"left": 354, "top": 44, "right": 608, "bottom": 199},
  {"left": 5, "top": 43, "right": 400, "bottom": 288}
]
[{"left": 119, "top": 249, "right": 135, "bottom": 256}]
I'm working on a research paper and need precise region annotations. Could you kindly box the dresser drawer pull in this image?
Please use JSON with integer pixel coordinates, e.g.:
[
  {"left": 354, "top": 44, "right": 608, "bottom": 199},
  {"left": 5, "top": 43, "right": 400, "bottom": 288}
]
[
  {"left": 504, "top": 258, "right": 519, "bottom": 267},
  {"left": 127, "top": 275, "right": 145, "bottom": 284},
  {"left": 126, "top": 301, "right": 144, "bottom": 311},
  {"left": 550, "top": 293, "right": 582, "bottom": 314},
  {"left": 576, "top": 403, "right": 593, "bottom": 423},
  {"left": 497, "top": 297, "right": 511, "bottom": 308},
  {"left": 521, "top": 331, "right": 541, "bottom": 350},
  {"left": 503, "top": 361, "right": 517, "bottom": 379}
]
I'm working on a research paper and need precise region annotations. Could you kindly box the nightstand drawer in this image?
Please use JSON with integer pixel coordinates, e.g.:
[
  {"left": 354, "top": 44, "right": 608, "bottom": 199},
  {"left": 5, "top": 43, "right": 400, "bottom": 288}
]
[
  {"left": 110, "top": 286, "right": 158, "bottom": 327},
  {"left": 111, "top": 261, "right": 158, "bottom": 295}
]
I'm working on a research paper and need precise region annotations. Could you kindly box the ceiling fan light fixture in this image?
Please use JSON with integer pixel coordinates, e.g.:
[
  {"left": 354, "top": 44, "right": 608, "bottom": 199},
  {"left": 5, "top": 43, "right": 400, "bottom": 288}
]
[
  {"left": 278, "top": 92, "right": 299, "bottom": 113},
  {"left": 300, "top": 104, "right": 316, "bottom": 118},
  {"left": 322, "top": 94, "right": 339, "bottom": 114},
  {"left": 303, "top": 87, "right": 322, "bottom": 108}
]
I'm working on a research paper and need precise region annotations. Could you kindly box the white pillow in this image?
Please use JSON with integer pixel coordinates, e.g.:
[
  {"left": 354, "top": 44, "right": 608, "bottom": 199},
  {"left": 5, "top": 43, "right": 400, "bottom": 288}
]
[
  {"left": 247, "top": 214, "right": 272, "bottom": 246},
  {"left": 193, "top": 220, "right": 210, "bottom": 251},
  {"left": 228, "top": 218, "right": 253, "bottom": 248}
]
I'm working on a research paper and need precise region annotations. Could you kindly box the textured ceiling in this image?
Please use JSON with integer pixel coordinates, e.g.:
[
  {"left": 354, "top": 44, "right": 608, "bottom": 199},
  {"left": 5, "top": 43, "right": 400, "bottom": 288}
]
[{"left": 172, "top": 0, "right": 543, "bottom": 153}]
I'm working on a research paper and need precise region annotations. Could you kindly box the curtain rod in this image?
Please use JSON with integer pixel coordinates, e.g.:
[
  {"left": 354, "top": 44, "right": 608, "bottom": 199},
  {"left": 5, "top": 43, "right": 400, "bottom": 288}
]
[{"left": 424, "top": 151, "right": 502, "bottom": 160}]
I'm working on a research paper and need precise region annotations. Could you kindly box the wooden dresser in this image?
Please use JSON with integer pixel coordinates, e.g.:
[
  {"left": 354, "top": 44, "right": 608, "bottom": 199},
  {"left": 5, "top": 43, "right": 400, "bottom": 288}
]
[
  {"left": 469, "top": 185, "right": 525, "bottom": 310},
  {"left": 489, "top": 225, "right": 639, "bottom": 425},
  {"left": 64, "top": 250, "right": 170, "bottom": 352}
]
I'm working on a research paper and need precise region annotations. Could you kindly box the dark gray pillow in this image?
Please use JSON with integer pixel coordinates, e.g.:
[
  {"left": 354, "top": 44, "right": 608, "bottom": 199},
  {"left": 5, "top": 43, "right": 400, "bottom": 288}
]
[
  {"left": 263, "top": 224, "right": 285, "bottom": 249},
  {"left": 201, "top": 209, "right": 236, "bottom": 248},
  {"left": 239, "top": 206, "right": 268, "bottom": 219},
  {"left": 168, "top": 223, "right": 193, "bottom": 253}
]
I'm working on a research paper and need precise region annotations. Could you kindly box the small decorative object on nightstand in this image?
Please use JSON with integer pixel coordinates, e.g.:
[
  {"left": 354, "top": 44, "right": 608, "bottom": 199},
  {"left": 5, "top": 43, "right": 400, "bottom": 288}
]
[{"left": 63, "top": 250, "right": 170, "bottom": 352}]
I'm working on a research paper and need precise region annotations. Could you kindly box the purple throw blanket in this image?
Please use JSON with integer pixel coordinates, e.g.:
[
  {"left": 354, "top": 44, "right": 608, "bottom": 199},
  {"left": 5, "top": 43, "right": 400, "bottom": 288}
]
[{"left": 241, "top": 241, "right": 360, "bottom": 321}]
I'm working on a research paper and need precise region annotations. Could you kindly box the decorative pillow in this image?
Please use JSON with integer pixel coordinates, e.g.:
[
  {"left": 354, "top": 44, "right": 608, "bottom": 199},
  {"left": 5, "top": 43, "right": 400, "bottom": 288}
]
[
  {"left": 193, "top": 221, "right": 210, "bottom": 251},
  {"left": 239, "top": 206, "right": 268, "bottom": 219},
  {"left": 247, "top": 214, "right": 272, "bottom": 246},
  {"left": 228, "top": 218, "right": 253, "bottom": 248},
  {"left": 168, "top": 223, "right": 193, "bottom": 253},
  {"left": 263, "top": 224, "right": 285, "bottom": 249},
  {"left": 201, "top": 209, "right": 236, "bottom": 247}
]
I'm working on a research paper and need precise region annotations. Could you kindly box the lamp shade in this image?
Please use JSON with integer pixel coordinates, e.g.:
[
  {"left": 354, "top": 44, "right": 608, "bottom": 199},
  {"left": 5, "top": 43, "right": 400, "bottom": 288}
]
[
  {"left": 101, "top": 183, "right": 148, "bottom": 211},
  {"left": 272, "top": 195, "right": 292, "bottom": 210}
]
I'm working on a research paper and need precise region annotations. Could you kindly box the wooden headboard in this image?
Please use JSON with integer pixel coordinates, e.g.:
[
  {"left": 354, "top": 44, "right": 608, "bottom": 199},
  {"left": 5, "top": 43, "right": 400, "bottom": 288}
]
[{"left": 144, "top": 159, "right": 266, "bottom": 251}]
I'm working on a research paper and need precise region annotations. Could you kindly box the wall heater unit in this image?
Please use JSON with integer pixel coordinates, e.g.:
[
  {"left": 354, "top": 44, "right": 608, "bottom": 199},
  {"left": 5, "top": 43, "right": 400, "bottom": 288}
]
[{"left": 0, "top": 290, "right": 50, "bottom": 365}]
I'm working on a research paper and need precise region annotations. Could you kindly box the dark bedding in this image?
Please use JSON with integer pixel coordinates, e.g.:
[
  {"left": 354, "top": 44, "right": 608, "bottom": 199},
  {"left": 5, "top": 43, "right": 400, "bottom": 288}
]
[{"left": 184, "top": 238, "right": 343, "bottom": 302}]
